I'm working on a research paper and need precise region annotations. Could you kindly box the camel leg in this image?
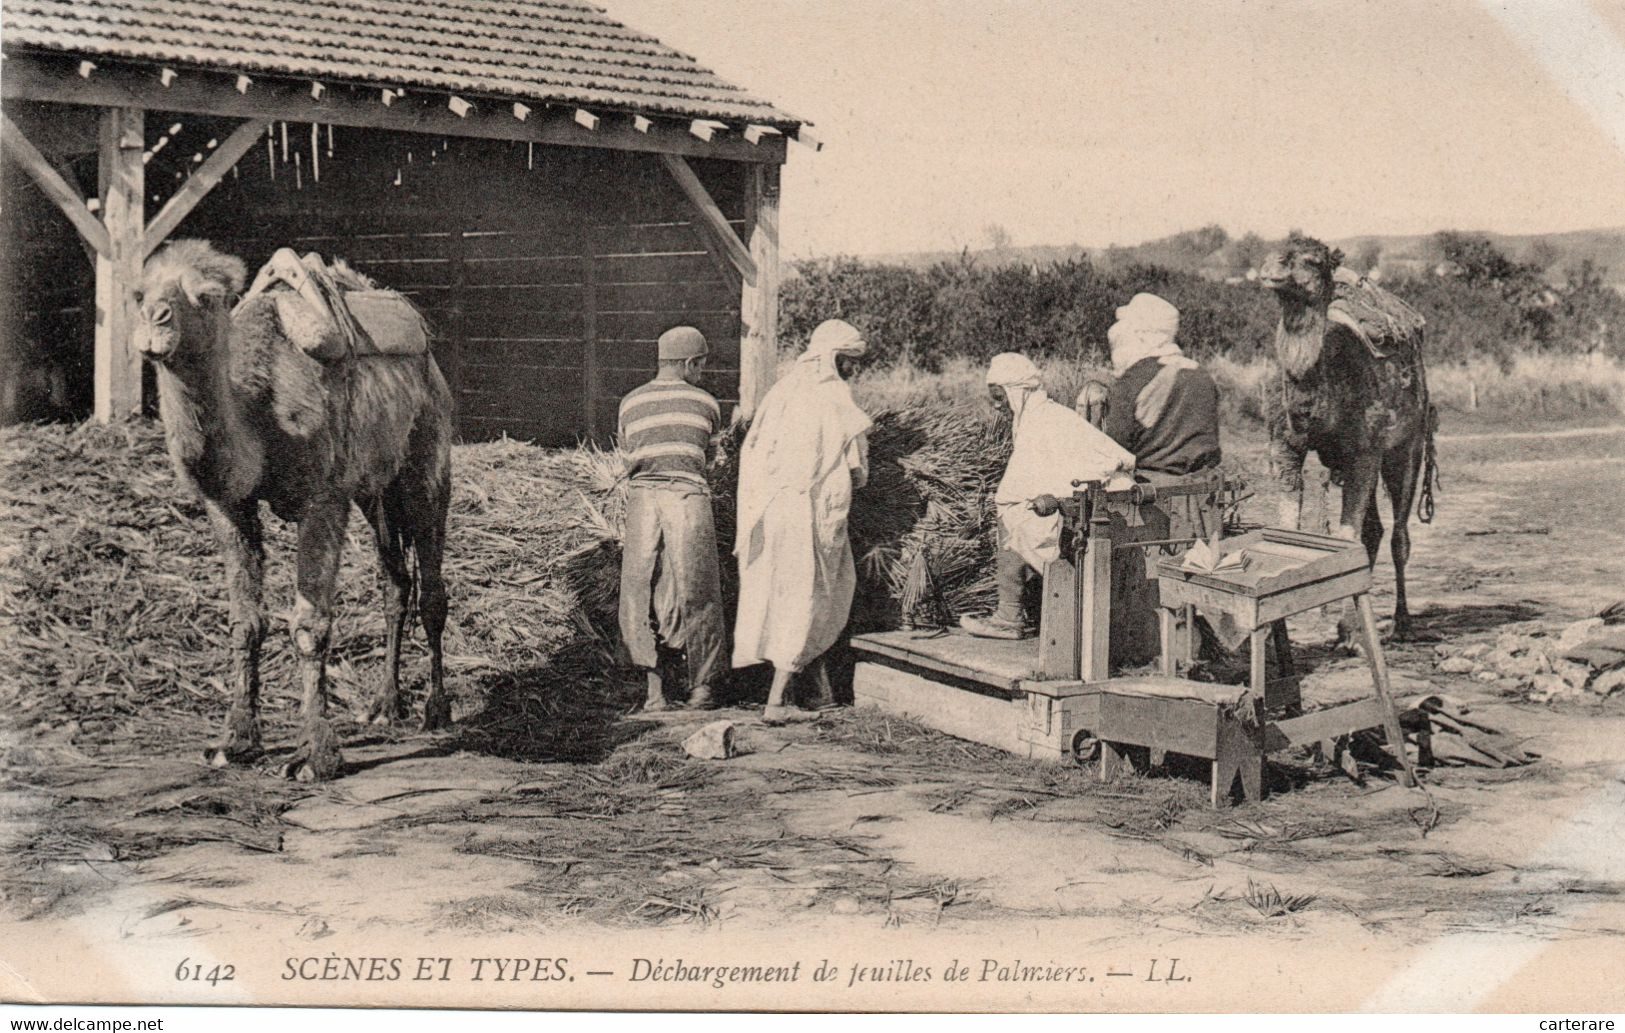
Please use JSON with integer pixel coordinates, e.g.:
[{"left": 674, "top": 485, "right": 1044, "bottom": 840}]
[
  {"left": 1270, "top": 437, "right": 1307, "bottom": 530},
  {"left": 1383, "top": 441, "right": 1425, "bottom": 641},
  {"left": 283, "top": 502, "right": 348, "bottom": 782},
  {"left": 204, "top": 499, "right": 266, "bottom": 766},
  {"left": 1335, "top": 457, "right": 1382, "bottom": 648},
  {"left": 358, "top": 496, "right": 411, "bottom": 726},
  {"left": 412, "top": 481, "right": 452, "bottom": 732}
]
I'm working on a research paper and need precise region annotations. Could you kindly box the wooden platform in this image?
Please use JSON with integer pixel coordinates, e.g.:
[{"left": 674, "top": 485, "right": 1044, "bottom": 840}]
[
  {"left": 848, "top": 630, "right": 1040, "bottom": 694},
  {"left": 851, "top": 630, "right": 1098, "bottom": 762}
]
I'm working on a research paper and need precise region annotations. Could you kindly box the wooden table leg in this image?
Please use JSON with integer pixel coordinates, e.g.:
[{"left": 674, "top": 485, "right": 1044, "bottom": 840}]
[
  {"left": 1355, "top": 593, "right": 1419, "bottom": 788},
  {"left": 1250, "top": 626, "right": 1269, "bottom": 701},
  {"left": 1182, "top": 604, "right": 1197, "bottom": 666},
  {"left": 1159, "top": 607, "right": 1176, "bottom": 676},
  {"left": 1270, "top": 620, "right": 1296, "bottom": 680},
  {"left": 1268, "top": 618, "right": 1302, "bottom": 716}
]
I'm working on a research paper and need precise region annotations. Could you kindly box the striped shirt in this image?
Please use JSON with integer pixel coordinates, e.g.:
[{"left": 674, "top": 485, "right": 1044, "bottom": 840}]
[{"left": 617, "top": 378, "right": 722, "bottom": 488}]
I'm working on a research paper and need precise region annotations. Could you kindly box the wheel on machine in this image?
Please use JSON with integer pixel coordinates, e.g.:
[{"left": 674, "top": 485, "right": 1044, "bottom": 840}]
[{"left": 1071, "top": 729, "right": 1101, "bottom": 765}]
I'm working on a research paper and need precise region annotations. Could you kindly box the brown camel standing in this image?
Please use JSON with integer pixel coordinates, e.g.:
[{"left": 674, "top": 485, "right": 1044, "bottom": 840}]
[
  {"left": 133, "top": 239, "right": 453, "bottom": 780},
  {"left": 1259, "top": 235, "right": 1438, "bottom": 641}
]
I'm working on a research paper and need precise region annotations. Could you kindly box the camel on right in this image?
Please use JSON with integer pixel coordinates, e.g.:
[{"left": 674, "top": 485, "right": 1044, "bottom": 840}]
[{"left": 1259, "top": 234, "right": 1439, "bottom": 644}]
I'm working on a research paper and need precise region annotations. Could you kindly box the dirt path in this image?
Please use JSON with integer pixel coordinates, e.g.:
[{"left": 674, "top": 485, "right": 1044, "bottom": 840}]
[
  {"left": 4, "top": 418, "right": 1623, "bottom": 1008},
  {"left": 1437, "top": 424, "right": 1625, "bottom": 442}
]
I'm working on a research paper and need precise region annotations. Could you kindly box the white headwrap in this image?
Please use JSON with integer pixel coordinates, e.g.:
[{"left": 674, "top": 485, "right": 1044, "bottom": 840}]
[
  {"left": 987, "top": 353, "right": 1136, "bottom": 569},
  {"left": 986, "top": 352, "right": 1042, "bottom": 390},
  {"left": 986, "top": 352, "right": 1046, "bottom": 425},
  {"left": 799, "top": 319, "right": 867, "bottom": 379},
  {"left": 1108, "top": 293, "right": 1196, "bottom": 374}
]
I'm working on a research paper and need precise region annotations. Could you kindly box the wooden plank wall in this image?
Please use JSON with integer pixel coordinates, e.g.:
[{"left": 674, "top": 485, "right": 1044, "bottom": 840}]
[
  {"left": 2, "top": 102, "right": 750, "bottom": 440},
  {"left": 169, "top": 117, "right": 747, "bottom": 445}
]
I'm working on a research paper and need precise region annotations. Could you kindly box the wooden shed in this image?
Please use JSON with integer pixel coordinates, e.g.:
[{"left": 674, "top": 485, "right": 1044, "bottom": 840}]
[{"left": 1, "top": 0, "right": 805, "bottom": 441}]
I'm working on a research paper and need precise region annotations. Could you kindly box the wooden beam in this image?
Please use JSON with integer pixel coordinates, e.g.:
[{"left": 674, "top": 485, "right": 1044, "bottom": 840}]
[
  {"left": 94, "top": 105, "right": 145, "bottom": 424},
  {"left": 738, "top": 162, "right": 780, "bottom": 420},
  {"left": 2, "top": 53, "right": 789, "bottom": 166},
  {"left": 142, "top": 117, "right": 269, "bottom": 256},
  {"left": 686, "top": 211, "right": 744, "bottom": 297},
  {"left": 659, "top": 152, "right": 758, "bottom": 286},
  {"left": 1, "top": 111, "right": 110, "bottom": 257}
]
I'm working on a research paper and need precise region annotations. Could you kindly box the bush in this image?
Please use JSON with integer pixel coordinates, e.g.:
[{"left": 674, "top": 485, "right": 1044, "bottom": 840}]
[
  {"left": 781, "top": 253, "right": 1280, "bottom": 371},
  {"left": 781, "top": 238, "right": 1623, "bottom": 376}
]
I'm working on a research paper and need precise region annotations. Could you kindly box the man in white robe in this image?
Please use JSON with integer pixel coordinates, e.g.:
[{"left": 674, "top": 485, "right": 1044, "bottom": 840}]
[
  {"left": 960, "top": 353, "right": 1136, "bottom": 639},
  {"left": 733, "top": 320, "right": 871, "bottom": 722}
]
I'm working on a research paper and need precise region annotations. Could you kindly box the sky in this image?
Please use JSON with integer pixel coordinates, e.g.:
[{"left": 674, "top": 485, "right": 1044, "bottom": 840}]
[{"left": 605, "top": 0, "right": 1625, "bottom": 258}]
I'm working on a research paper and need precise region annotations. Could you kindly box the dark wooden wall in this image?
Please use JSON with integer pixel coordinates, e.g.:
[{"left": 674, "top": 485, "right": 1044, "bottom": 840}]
[
  {"left": 2, "top": 105, "right": 750, "bottom": 443},
  {"left": 0, "top": 138, "right": 97, "bottom": 422}
]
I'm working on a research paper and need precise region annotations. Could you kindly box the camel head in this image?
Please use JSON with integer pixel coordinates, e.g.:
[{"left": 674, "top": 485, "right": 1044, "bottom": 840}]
[
  {"left": 134, "top": 240, "right": 246, "bottom": 366},
  {"left": 1258, "top": 235, "right": 1342, "bottom": 309}
]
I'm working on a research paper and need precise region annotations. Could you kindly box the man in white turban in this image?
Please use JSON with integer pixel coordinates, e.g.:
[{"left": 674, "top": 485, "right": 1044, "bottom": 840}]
[
  {"left": 960, "top": 353, "right": 1136, "bottom": 639},
  {"left": 1102, "top": 293, "right": 1221, "bottom": 478},
  {"left": 733, "top": 319, "right": 871, "bottom": 722}
]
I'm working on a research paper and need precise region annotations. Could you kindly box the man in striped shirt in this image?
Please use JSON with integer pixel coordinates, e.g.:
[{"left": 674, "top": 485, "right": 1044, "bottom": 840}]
[{"left": 617, "top": 326, "right": 725, "bottom": 710}]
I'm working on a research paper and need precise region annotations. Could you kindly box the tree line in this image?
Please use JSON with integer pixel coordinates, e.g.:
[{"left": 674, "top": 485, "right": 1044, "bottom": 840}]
[{"left": 780, "top": 231, "right": 1625, "bottom": 371}]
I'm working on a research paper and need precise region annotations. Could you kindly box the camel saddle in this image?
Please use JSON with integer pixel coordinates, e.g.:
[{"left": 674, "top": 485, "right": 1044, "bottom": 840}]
[
  {"left": 1328, "top": 266, "right": 1426, "bottom": 361},
  {"left": 236, "top": 248, "right": 431, "bottom": 362}
]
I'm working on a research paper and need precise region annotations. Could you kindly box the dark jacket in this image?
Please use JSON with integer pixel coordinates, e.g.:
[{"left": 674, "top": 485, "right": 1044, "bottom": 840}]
[{"left": 1104, "top": 357, "right": 1221, "bottom": 475}]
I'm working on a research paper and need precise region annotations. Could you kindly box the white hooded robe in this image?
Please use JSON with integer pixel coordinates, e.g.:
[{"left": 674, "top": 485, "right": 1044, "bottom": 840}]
[{"left": 732, "top": 339, "right": 871, "bottom": 672}]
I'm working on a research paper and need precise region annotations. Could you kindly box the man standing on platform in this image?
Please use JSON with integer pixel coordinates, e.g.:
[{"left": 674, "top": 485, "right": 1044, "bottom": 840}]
[
  {"left": 617, "top": 326, "right": 725, "bottom": 711},
  {"left": 1101, "top": 292, "right": 1222, "bottom": 479},
  {"left": 1102, "top": 293, "right": 1227, "bottom": 665}
]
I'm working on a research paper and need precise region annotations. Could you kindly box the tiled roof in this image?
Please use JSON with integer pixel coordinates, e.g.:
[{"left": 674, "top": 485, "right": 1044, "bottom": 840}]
[{"left": 2, "top": 0, "right": 800, "bottom": 127}]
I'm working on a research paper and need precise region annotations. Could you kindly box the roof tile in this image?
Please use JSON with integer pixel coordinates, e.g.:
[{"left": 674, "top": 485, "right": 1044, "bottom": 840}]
[{"left": 4, "top": 0, "right": 800, "bottom": 126}]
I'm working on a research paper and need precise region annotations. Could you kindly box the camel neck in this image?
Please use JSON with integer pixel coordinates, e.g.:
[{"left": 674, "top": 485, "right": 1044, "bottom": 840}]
[
  {"left": 1275, "top": 295, "right": 1330, "bottom": 379},
  {"left": 156, "top": 356, "right": 228, "bottom": 470}
]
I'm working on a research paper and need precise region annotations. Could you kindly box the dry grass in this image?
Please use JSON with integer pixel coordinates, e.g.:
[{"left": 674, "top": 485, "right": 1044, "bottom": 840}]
[{"left": 1428, "top": 353, "right": 1625, "bottom": 418}]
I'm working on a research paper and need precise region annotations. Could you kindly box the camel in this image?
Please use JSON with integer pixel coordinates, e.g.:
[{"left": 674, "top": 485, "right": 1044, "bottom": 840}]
[
  {"left": 133, "top": 240, "right": 453, "bottom": 780},
  {"left": 1259, "top": 235, "right": 1438, "bottom": 642}
]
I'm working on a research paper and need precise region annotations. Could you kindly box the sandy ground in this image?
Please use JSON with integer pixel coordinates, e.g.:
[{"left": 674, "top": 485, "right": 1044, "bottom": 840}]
[{"left": 3, "top": 418, "right": 1623, "bottom": 1011}]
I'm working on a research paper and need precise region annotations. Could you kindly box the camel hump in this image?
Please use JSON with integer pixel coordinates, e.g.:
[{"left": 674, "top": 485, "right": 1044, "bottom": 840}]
[
  {"left": 240, "top": 249, "right": 430, "bottom": 362},
  {"left": 1329, "top": 266, "right": 1425, "bottom": 360}
]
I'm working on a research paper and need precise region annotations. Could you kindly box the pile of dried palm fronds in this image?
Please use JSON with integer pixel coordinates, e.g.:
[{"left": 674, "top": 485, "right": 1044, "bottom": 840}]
[
  {"left": 2, "top": 403, "right": 1011, "bottom": 749},
  {"left": 556, "top": 403, "right": 1013, "bottom": 641}
]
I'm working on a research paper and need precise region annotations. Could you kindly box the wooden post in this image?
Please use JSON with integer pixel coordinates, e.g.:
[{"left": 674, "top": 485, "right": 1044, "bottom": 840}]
[
  {"left": 582, "top": 221, "right": 601, "bottom": 442},
  {"left": 94, "top": 106, "right": 144, "bottom": 423},
  {"left": 1079, "top": 519, "right": 1112, "bottom": 681},
  {"left": 740, "top": 163, "right": 780, "bottom": 420},
  {"left": 1037, "top": 557, "right": 1079, "bottom": 679}
]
